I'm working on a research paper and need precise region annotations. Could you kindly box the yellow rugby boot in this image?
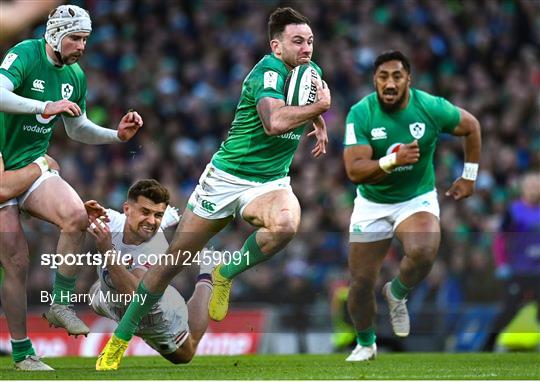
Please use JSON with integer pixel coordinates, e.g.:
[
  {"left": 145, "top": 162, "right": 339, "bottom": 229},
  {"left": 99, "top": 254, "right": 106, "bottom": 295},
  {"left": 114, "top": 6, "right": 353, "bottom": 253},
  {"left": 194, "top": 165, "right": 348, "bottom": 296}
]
[
  {"left": 96, "top": 335, "right": 129, "bottom": 371},
  {"left": 209, "top": 265, "right": 233, "bottom": 321}
]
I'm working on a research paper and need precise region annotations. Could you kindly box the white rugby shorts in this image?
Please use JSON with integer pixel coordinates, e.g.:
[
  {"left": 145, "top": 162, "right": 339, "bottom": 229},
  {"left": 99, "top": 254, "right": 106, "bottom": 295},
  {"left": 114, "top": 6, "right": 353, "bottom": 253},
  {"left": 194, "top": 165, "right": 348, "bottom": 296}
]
[
  {"left": 0, "top": 169, "right": 60, "bottom": 210},
  {"left": 187, "top": 163, "right": 293, "bottom": 219},
  {"left": 90, "top": 282, "right": 190, "bottom": 355},
  {"left": 349, "top": 190, "right": 440, "bottom": 243}
]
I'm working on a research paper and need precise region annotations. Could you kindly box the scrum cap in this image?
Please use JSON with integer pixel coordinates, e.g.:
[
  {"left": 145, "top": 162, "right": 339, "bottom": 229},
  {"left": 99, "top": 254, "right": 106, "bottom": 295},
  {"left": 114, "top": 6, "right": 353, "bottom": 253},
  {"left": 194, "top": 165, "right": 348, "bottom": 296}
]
[{"left": 45, "top": 5, "right": 92, "bottom": 55}]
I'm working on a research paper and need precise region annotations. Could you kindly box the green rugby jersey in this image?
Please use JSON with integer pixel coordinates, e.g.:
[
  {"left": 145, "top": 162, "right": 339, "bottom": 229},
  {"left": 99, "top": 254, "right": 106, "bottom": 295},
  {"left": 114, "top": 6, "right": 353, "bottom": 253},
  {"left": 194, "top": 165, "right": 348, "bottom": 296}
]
[
  {"left": 344, "top": 88, "right": 460, "bottom": 203},
  {"left": 212, "top": 53, "right": 322, "bottom": 182},
  {"left": 0, "top": 38, "right": 87, "bottom": 170}
]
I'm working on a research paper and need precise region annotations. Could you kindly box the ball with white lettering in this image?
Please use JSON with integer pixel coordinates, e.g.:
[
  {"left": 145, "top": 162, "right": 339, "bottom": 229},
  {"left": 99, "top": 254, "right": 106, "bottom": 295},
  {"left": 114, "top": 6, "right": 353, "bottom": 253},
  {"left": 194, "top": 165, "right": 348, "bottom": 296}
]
[{"left": 284, "top": 64, "right": 320, "bottom": 106}]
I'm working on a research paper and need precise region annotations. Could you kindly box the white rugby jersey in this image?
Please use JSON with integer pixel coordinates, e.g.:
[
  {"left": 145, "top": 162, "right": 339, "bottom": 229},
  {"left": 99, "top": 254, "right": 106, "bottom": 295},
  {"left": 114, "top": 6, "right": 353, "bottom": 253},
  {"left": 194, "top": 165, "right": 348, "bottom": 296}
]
[{"left": 91, "top": 205, "right": 190, "bottom": 354}]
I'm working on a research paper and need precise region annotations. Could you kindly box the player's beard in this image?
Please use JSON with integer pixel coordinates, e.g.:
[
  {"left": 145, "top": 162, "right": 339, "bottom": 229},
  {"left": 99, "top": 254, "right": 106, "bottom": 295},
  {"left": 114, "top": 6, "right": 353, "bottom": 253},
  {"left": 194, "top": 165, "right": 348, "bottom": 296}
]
[
  {"left": 62, "top": 53, "right": 82, "bottom": 65},
  {"left": 377, "top": 90, "right": 407, "bottom": 113}
]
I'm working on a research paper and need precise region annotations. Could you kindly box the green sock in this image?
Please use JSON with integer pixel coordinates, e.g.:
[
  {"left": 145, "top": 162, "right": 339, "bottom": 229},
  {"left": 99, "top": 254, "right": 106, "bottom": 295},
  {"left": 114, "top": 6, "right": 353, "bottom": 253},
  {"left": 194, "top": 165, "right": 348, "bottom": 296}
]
[
  {"left": 11, "top": 338, "right": 36, "bottom": 363},
  {"left": 52, "top": 271, "right": 77, "bottom": 304},
  {"left": 0, "top": 266, "right": 4, "bottom": 287},
  {"left": 356, "top": 327, "right": 377, "bottom": 347},
  {"left": 114, "top": 281, "right": 163, "bottom": 342},
  {"left": 219, "top": 231, "right": 268, "bottom": 279},
  {"left": 390, "top": 277, "right": 412, "bottom": 300}
]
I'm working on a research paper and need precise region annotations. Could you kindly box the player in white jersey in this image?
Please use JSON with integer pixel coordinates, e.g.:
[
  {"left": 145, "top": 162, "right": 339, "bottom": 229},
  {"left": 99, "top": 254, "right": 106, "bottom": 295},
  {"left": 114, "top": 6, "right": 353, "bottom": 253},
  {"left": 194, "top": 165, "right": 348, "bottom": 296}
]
[{"left": 87, "top": 179, "right": 216, "bottom": 363}]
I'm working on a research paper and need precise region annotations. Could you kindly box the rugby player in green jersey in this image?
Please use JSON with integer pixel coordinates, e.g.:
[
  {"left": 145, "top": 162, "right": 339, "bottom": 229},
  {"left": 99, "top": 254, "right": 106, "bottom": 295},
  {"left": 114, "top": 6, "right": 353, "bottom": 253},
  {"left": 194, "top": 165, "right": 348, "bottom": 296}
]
[
  {"left": 96, "top": 7, "right": 331, "bottom": 370},
  {"left": 343, "top": 51, "right": 481, "bottom": 361},
  {"left": 0, "top": 5, "right": 142, "bottom": 370}
]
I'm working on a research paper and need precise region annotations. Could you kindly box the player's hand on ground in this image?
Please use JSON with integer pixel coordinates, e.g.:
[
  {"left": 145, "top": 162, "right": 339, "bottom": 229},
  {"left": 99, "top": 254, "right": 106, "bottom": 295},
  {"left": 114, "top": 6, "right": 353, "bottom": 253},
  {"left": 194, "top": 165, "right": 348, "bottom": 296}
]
[
  {"left": 117, "top": 110, "right": 143, "bottom": 141},
  {"left": 87, "top": 216, "right": 112, "bottom": 254},
  {"left": 84, "top": 200, "right": 109, "bottom": 223},
  {"left": 44, "top": 154, "right": 60, "bottom": 172},
  {"left": 445, "top": 177, "right": 475, "bottom": 200},
  {"left": 395, "top": 140, "right": 420, "bottom": 165},
  {"left": 308, "top": 115, "right": 328, "bottom": 157},
  {"left": 314, "top": 80, "right": 331, "bottom": 114},
  {"left": 43, "top": 99, "right": 81, "bottom": 117}
]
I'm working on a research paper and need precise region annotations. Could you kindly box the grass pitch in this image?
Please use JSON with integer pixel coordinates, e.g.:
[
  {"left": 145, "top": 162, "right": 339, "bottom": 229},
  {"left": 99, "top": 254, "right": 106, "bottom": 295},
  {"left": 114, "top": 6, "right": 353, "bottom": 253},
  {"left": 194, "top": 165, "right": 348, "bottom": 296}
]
[{"left": 0, "top": 353, "right": 538, "bottom": 379}]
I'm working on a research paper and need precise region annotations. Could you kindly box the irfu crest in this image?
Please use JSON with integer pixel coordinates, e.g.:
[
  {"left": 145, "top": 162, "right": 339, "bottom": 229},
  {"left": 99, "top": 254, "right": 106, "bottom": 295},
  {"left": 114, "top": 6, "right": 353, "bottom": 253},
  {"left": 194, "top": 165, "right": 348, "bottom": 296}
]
[
  {"left": 61, "top": 83, "right": 74, "bottom": 100},
  {"left": 409, "top": 122, "right": 425, "bottom": 139}
]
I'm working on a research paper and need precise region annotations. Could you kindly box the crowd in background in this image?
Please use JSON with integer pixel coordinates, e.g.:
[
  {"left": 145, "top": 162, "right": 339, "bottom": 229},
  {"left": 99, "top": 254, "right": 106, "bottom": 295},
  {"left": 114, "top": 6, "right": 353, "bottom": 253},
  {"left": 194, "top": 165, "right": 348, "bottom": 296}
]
[{"left": 1, "top": 0, "right": 539, "bottom": 328}]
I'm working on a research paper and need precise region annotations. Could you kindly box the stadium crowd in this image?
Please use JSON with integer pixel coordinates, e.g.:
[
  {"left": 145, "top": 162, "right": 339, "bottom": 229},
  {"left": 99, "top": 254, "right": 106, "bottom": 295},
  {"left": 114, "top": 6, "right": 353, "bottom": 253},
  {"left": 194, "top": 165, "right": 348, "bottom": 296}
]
[{"left": 2, "top": 0, "right": 538, "bottom": 332}]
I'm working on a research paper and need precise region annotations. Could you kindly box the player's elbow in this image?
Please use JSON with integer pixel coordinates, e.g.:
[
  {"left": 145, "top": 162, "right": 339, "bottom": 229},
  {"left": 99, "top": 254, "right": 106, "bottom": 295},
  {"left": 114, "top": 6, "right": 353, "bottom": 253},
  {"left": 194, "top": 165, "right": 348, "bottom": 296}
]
[
  {"left": 263, "top": 121, "right": 284, "bottom": 136},
  {"left": 467, "top": 115, "right": 481, "bottom": 136},
  {"left": 344, "top": 164, "right": 364, "bottom": 184},
  {"left": 457, "top": 109, "right": 481, "bottom": 137},
  {"left": 345, "top": 169, "right": 362, "bottom": 184},
  {"left": 64, "top": 125, "right": 77, "bottom": 140},
  {"left": 263, "top": 113, "right": 296, "bottom": 136}
]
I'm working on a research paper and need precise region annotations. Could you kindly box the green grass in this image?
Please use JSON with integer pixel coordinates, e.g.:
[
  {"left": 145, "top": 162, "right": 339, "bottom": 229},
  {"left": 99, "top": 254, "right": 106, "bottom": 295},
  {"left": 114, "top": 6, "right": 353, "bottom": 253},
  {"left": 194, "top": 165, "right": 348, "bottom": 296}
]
[{"left": 1, "top": 353, "right": 538, "bottom": 379}]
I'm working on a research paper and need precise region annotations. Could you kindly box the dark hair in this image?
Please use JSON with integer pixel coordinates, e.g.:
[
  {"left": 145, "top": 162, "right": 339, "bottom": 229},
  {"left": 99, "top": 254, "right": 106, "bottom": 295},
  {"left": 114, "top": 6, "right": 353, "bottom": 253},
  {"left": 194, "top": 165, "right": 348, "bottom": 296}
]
[
  {"left": 374, "top": 51, "right": 411, "bottom": 74},
  {"left": 127, "top": 179, "right": 170, "bottom": 205},
  {"left": 268, "top": 7, "right": 309, "bottom": 41}
]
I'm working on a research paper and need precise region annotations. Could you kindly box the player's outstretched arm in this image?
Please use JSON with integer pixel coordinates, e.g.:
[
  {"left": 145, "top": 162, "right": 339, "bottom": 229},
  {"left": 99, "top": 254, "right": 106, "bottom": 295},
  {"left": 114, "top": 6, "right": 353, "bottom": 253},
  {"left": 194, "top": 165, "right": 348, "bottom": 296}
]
[
  {"left": 62, "top": 110, "right": 142, "bottom": 144},
  {"left": 445, "top": 108, "right": 481, "bottom": 200},
  {"left": 0, "top": 154, "right": 58, "bottom": 202},
  {"left": 344, "top": 141, "right": 420, "bottom": 184},
  {"left": 257, "top": 81, "right": 331, "bottom": 136},
  {"left": 0, "top": 74, "right": 81, "bottom": 116}
]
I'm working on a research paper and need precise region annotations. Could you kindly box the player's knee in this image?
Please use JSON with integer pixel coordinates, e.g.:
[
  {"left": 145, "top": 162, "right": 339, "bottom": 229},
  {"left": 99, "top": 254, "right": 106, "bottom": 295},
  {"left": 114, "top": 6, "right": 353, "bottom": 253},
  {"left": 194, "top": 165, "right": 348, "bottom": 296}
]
[
  {"left": 171, "top": 354, "right": 193, "bottom": 364},
  {"left": 165, "top": 350, "right": 194, "bottom": 364},
  {"left": 406, "top": 243, "right": 437, "bottom": 273},
  {"left": 268, "top": 210, "right": 299, "bottom": 243},
  {"left": 349, "top": 274, "right": 376, "bottom": 294},
  {"left": 59, "top": 207, "right": 89, "bottom": 232},
  {"left": 1, "top": 252, "right": 29, "bottom": 277}
]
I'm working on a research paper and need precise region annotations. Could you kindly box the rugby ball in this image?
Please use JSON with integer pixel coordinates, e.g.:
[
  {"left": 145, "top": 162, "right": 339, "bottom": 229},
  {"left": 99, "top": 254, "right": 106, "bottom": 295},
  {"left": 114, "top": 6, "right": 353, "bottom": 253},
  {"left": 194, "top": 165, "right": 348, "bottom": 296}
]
[{"left": 284, "top": 64, "right": 320, "bottom": 106}]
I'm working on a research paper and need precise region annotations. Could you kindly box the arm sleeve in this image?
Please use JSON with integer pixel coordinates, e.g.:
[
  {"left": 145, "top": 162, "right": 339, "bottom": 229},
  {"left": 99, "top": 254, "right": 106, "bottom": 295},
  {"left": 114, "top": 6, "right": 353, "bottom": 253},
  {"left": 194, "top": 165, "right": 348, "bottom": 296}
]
[
  {"left": 0, "top": 74, "right": 47, "bottom": 114},
  {"left": 343, "top": 107, "right": 370, "bottom": 146},
  {"left": 62, "top": 113, "right": 121, "bottom": 144}
]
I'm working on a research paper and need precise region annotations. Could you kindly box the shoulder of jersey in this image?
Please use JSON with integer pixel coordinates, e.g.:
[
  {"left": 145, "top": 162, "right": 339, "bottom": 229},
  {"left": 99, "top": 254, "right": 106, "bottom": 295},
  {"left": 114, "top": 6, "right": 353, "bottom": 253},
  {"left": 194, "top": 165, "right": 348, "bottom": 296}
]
[
  {"left": 410, "top": 88, "right": 436, "bottom": 103},
  {"left": 7, "top": 39, "right": 39, "bottom": 59},
  {"left": 12, "top": 39, "right": 39, "bottom": 50}
]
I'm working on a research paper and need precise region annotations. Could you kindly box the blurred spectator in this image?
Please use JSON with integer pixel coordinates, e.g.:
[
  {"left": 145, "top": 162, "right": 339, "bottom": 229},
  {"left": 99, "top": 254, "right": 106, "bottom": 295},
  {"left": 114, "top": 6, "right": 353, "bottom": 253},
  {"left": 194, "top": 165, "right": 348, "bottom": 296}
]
[{"left": 483, "top": 172, "right": 540, "bottom": 351}]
